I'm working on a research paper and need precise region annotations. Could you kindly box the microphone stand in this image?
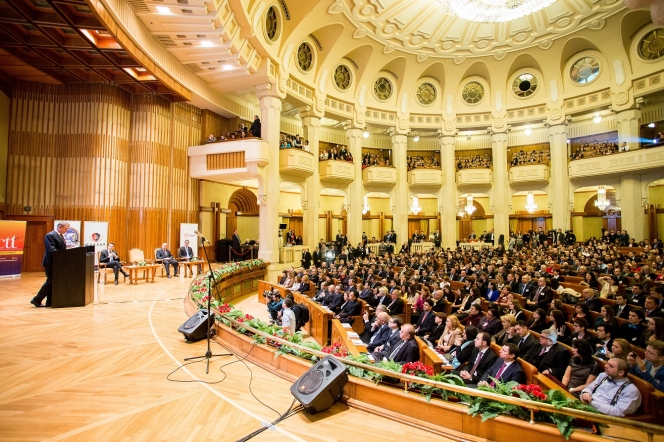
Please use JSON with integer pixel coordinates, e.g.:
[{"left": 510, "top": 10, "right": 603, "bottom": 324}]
[{"left": 185, "top": 235, "right": 231, "bottom": 373}]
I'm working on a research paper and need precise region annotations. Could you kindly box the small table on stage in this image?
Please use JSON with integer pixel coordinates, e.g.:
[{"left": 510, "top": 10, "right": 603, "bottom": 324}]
[
  {"left": 181, "top": 260, "right": 206, "bottom": 278},
  {"left": 125, "top": 264, "right": 159, "bottom": 284}
]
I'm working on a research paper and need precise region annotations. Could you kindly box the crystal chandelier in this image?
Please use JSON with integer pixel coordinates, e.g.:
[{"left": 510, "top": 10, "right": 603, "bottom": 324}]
[
  {"left": 525, "top": 192, "right": 538, "bottom": 213},
  {"left": 594, "top": 186, "right": 610, "bottom": 211},
  {"left": 437, "top": 0, "right": 558, "bottom": 23},
  {"left": 362, "top": 195, "right": 370, "bottom": 215},
  {"left": 465, "top": 196, "right": 476, "bottom": 215},
  {"left": 410, "top": 196, "right": 422, "bottom": 215}
]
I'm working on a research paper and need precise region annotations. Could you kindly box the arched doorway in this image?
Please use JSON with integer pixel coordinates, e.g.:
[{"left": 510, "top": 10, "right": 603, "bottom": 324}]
[{"left": 227, "top": 188, "right": 259, "bottom": 240}]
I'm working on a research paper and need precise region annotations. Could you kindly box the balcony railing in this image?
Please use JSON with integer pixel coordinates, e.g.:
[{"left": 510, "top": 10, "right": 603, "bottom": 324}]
[
  {"left": 456, "top": 168, "right": 492, "bottom": 186},
  {"left": 509, "top": 163, "right": 550, "bottom": 185},
  {"left": 408, "top": 168, "right": 442, "bottom": 187},
  {"left": 362, "top": 165, "right": 397, "bottom": 188},
  {"left": 319, "top": 159, "right": 355, "bottom": 184},
  {"left": 188, "top": 138, "right": 269, "bottom": 182},
  {"left": 279, "top": 148, "right": 315, "bottom": 178},
  {"left": 569, "top": 145, "right": 664, "bottom": 179}
]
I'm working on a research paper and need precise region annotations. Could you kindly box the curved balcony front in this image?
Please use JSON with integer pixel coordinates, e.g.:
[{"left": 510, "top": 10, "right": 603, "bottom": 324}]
[
  {"left": 456, "top": 168, "right": 492, "bottom": 187},
  {"left": 509, "top": 164, "right": 550, "bottom": 185},
  {"left": 188, "top": 138, "right": 269, "bottom": 182},
  {"left": 407, "top": 168, "right": 442, "bottom": 188},
  {"left": 568, "top": 145, "right": 664, "bottom": 180},
  {"left": 279, "top": 148, "right": 315, "bottom": 178},
  {"left": 319, "top": 160, "right": 355, "bottom": 184},
  {"left": 362, "top": 166, "right": 397, "bottom": 188}
]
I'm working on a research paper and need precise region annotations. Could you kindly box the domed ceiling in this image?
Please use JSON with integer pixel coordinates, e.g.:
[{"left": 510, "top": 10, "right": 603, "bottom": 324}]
[{"left": 330, "top": 0, "right": 625, "bottom": 60}]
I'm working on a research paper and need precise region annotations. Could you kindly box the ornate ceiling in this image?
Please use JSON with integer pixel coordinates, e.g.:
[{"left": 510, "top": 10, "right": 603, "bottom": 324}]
[{"left": 331, "top": 0, "right": 625, "bottom": 60}]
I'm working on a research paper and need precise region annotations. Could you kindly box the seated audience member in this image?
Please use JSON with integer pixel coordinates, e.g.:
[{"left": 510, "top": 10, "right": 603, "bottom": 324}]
[
  {"left": 618, "top": 309, "right": 645, "bottom": 345},
  {"left": 492, "top": 314, "right": 517, "bottom": 346},
  {"left": 361, "top": 311, "right": 391, "bottom": 352},
  {"left": 567, "top": 317, "right": 591, "bottom": 345},
  {"left": 527, "top": 308, "right": 548, "bottom": 333},
  {"left": 437, "top": 315, "right": 463, "bottom": 353},
  {"left": 426, "top": 312, "right": 447, "bottom": 346},
  {"left": 385, "top": 289, "right": 404, "bottom": 315},
  {"left": 206, "top": 133, "right": 216, "bottom": 143},
  {"left": 580, "top": 358, "right": 642, "bottom": 417},
  {"left": 460, "top": 304, "right": 483, "bottom": 327},
  {"left": 513, "top": 320, "right": 538, "bottom": 361},
  {"left": 642, "top": 317, "right": 664, "bottom": 347},
  {"left": 156, "top": 242, "right": 179, "bottom": 278},
  {"left": 99, "top": 243, "right": 130, "bottom": 285},
  {"left": 335, "top": 291, "right": 362, "bottom": 321},
  {"left": 477, "top": 343, "right": 526, "bottom": 387},
  {"left": 414, "top": 300, "right": 436, "bottom": 336},
  {"left": 377, "top": 323, "right": 419, "bottom": 364},
  {"left": 447, "top": 326, "right": 479, "bottom": 369},
  {"left": 563, "top": 339, "right": 600, "bottom": 396},
  {"left": 592, "top": 324, "right": 614, "bottom": 359},
  {"left": 371, "top": 316, "right": 403, "bottom": 360},
  {"left": 266, "top": 292, "right": 283, "bottom": 322},
  {"left": 627, "top": 340, "right": 664, "bottom": 392},
  {"left": 527, "top": 329, "right": 571, "bottom": 381},
  {"left": 455, "top": 331, "right": 498, "bottom": 384},
  {"left": 477, "top": 308, "right": 502, "bottom": 336}
]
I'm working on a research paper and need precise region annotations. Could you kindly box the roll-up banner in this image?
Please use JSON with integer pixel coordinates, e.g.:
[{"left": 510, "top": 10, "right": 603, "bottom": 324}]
[
  {"left": 83, "top": 221, "right": 109, "bottom": 253},
  {"left": 0, "top": 220, "right": 27, "bottom": 278},
  {"left": 54, "top": 220, "right": 81, "bottom": 249},
  {"left": 180, "top": 223, "right": 199, "bottom": 248}
]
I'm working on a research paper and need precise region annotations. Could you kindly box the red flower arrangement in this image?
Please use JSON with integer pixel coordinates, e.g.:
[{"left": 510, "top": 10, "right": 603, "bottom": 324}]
[
  {"left": 401, "top": 361, "right": 434, "bottom": 378},
  {"left": 216, "top": 303, "right": 232, "bottom": 313},
  {"left": 516, "top": 383, "right": 547, "bottom": 401},
  {"left": 235, "top": 314, "right": 255, "bottom": 323},
  {"left": 321, "top": 342, "right": 349, "bottom": 358}
]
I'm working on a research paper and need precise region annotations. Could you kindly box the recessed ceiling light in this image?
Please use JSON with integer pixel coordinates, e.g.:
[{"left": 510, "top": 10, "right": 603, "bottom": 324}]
[
  {"left": 201, "top": 40, "right": 213, "bottom": 47},
  {"left": 156, "top": 6, "right": 171, "bottom": 14},
  {"left": 222, "top": 64, "right": 234, "bottom": 70}
]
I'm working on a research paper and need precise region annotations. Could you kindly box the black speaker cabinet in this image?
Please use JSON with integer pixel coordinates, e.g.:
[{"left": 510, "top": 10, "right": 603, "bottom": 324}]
[
  {"left": 178, "top": 310, "right": 211, "bottom": 341},
  {"left": 290, "top": 356, "right": 348, "bottom": 414}
]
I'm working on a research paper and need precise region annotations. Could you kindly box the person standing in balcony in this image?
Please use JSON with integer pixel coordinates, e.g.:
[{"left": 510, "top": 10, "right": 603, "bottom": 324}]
[{"left": 250, "top": 115, "right": 261, "bottom": 138}]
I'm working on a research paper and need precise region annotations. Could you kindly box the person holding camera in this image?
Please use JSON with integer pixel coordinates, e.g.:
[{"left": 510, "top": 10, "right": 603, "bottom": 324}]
[{"left": 266, "top": 291, "right": 283, "bottom": 323}]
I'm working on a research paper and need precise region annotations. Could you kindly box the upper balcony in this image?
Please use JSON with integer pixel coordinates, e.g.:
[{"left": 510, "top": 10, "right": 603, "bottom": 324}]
[
  {"left": 569, "top": 145, "right": 664, "bottom": 180},
  {"left": 188, "top": 138, "right": 269, "bottom": 182},
  {"left": 456, "top": 168, "right": 492, "bottom": 187},
  {"left": 407, "top": 168, "right": 442, "bottom": 188},
  {"left": 279, "top": 148, "right": 315, "bottom": 178},
  {"left": 363, "top": 166, "right": 397, "bottom": 188},
  {"left": 509, "top": 164, "right": 550, "bottom": 185},
  {"left": 319, "top": 159, "right": 355, "bottom": 184}
]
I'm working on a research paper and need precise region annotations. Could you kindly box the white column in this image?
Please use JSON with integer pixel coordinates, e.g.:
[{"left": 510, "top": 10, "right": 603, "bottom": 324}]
[
  {"left": 615, "top": 109, "right": 642, "bottom": 150},
  {"left": 347, "top": 128, "right": 364, "bottom": 245},
  {"left": 620, "top": 175, "right": 645, "bottom": 241},
  {"left": 302, "top": 115, "right": 321, "bottom": 247},
  {"left": 392, "top": 134, "right": 408, "bottom": 247},
  {"left": 491, "top": 132, "right": 509, "bottom": 246},
  {"left": 256, "top": 91, "right": 282, "bottom": 263},
  {"left": 549, "top": 124, "right": 570, "bottom": 231},
  {"left": 440, "top": 136, "right": 456, "bottom": 249}
]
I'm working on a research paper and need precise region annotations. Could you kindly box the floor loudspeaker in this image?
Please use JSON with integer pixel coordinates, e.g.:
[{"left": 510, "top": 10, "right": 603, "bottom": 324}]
[
  {"left": 290, "top": 355, "right": 348, "bottom": 414},
  {"left": 178, "top": 310, "right": 211, "bottom": 341}
]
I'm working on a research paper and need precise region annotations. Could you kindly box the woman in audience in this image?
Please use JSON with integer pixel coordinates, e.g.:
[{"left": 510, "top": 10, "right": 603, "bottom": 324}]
[
  {"left": 548, "top": 299, "right": 568, "bottom": 322},
  {"left": 437, "top": 315, "right": 463, "bottom": 352},
  {"left": 642, "top": 317, "right": 664, "bottom": 347},
  {"left": 426, "top": 312, "right": 448, "bottom": 347},
  {"left": 563, "top": 339, "right": 600, "bottom": 397},
  {"left": 495, "top": 287, "right": 513, "bottom": 311},
  {"left": 607, "top": 338, "right": 631, "bottom": 362},
  {"left": 597, "top": 275, "right": 619, "bottom": 298},
  {"left": 528, "top": 308, "right": 548, "bottom": 333},
  {"left": 441, "top": 286, "right": 456, "bottom": 303},
  {"left": 594, "top": 305, "right": 617, "bottom": 334},
  {"left": 548, "top": 309, "right": 570, "bottom": 341},
  {"left": 492, "top": 314, "right": 517, "bottom": 346},
  {"left": 508, "top": 299, "right": 524, "bottom": 322},
  {"left": 573, "top": 302, "right": 589, "bottom": 322},
  {"left": 447, "top": 326, "right": 478, "bottom": 369},
  {"left": 485, "top": 280, "right": 500, "bottom": 302},
  {"left": 581, "top": 272, "right": 600, "bottom": 290}
]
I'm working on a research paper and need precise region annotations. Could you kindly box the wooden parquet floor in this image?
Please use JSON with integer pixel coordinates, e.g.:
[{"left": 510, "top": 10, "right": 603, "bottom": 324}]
[{"left": 0, "top": 273, "right": 459, "bottom": 442}]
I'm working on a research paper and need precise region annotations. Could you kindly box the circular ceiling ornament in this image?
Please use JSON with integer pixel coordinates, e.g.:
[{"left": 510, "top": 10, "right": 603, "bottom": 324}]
[
  {"left": 373, "top": 77, "right": 393, "bottom": 101},
  {"left": 264, "top": 6, "right": 278, "bottom": 42},
  {"left": 462, "top": 81, "right": 485, "bottom": 104},
  {"left": 441, "top": 0, "right": 559, "bottom": 23},
  {"left": 512, "top": 73, "right": 538, "bottom": 97},
  {"left": 334, "top": 65, "right": 352, "bottom": 90},
  {"left": 297, "top": 42, "right": 313, "bottom": 72},
  {"left": 416, "top": 82, "right": 437, "bottom": 105},
  {"left": 638, "top": 28, "right": 664, "bottom": 60},
  {"left": 570, "top": 56, "right": 600, "bottom": 85}
]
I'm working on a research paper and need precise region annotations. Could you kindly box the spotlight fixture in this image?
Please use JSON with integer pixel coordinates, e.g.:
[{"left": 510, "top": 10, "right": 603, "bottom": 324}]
[
  {"left": 648, "top": 123, "right": 656, "bottom": 128},
  {"left": 524, "top": 126, "right": 532, "bottom": 136},
  {"left": 414, "top": 133, "right": 420, "bottom": 142},
  {"left": 593, "top": 112, "right": 602, "bottom": 124},
  {"left": 363, "top": 129, "right": 369, "bottom": 139},
  {"left": 156, "top": 6, "right": 171, "bottom": 14}
]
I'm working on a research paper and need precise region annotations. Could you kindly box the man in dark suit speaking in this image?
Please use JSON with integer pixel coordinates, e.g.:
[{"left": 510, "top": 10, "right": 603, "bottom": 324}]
[
  {"left": 231, "top": 229, "right": 242, "bottom": 261},
  {"left": 31, "top": 221, "right": 69, "bottom": 307}
]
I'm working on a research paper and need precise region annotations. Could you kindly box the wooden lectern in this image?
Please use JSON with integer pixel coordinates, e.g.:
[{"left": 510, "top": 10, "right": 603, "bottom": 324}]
[{"left": 52, "top": 245, "right": 95, "bottom": 308}]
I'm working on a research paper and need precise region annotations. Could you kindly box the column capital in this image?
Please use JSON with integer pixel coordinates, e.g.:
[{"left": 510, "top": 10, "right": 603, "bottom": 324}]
[
  {"left": 614, "top": 108, "right": 642, "bottom": 123},
  {"left": 490, "top": 131, "right": 508, "bottom": 142},
  {"left": 256, "top": 82, "right": 285, "bottom": 100},
  {"left": 548, "top": 123, "right": 568, "bottom": 138},
  {"left": 298, "top": 105, "right": 323, "bottom": 120}
]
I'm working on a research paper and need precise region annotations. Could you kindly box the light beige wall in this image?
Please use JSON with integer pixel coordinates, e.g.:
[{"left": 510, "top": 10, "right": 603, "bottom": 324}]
[
  {"left": 658, "top": 214, "right": 664, "bottom": 240},
  {"left": 236, "top": 216, "right": 259, "bottom": 242},
  {"left": 321, "top": 195, "right": 346, "bottom": 214},
  {"left": 318, "top": 218, "right": 327, "bottom": 242},
  {"left": 419, "top": 197, "right": 438, "bottom": 215},
  {"left": 367, "top": 196, "right": 390, "bottom": 214},
  {"left": 574, "top": 191, "right": 596, "bottom": 211},
  {"left": 0, "top": 90, "right": 8, "bottom": 204},
  {"left": 650, "top": 185, "right": 664, "bottom": 206},
  {"left": 362, "top": 219, "right": 381, "bottom": 240},
  {"left": 278, "top": 191, "right": 301, "bottom": 213},
  {"left": 474, "top": 196, "right": 491, "bottom": 213}
]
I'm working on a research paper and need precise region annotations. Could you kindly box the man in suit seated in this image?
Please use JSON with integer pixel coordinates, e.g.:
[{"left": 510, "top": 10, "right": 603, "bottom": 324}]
[
  {"left": 526, "top": 277, "right": 553, "bottom": 310},
  {"left": 335, "top": 291, "right": 362, "bottom": 322},
  {"left": 456, "top": 332, "right": 498, "bottom": 384},
  {"left": 613, "top": 294, "right": 632, "bottom": 319},
  {"left": 100, "top": 243, "right": 130, "bottom": 285},
  {"left": 477, "top": 343, "right": 526, "bottom": 387},
  {"left": 527, "top": 329, "right": 571, "bottom": 381},
  {"left": 156, "top": 242, "right": 179, "bottom": 278},
  {"left": 178, "top": 239, "right": 202, "bottom": 274},
  {"left": 414, "top": 300, "right": 436, "bottom": 336},
  {"left": 381, "top": 324, "right": 420, "bottom": 364},
  {"left": 627, "top": 340, "right": 664, "bottom": 392},
  {"left": 385, "top": 289, "right": 404, "bottom": 315},
  {"left": 582, "top": 288, "right": 603, "bottom": 312},
  {"left": 371, "top": 316, "right": 403, "bottom": 360},
  {"left": 361, "top": 310, "right": 391, "bottom": 352},
  {"left": 513, "top": 321, "right": 538, "bottom": 361}
]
